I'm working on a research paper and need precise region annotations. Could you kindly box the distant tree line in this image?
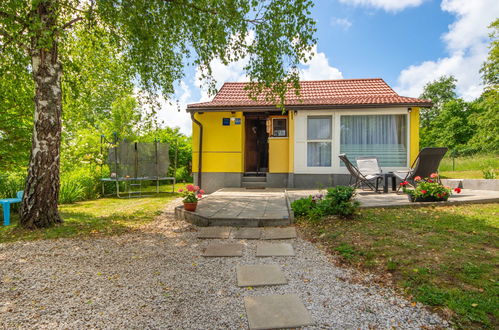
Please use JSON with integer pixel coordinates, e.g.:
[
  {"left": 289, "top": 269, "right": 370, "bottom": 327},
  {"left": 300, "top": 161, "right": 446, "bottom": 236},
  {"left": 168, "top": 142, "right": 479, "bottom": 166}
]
[{"left": 418, "top": 19, "right": 498, "bottom": 156}]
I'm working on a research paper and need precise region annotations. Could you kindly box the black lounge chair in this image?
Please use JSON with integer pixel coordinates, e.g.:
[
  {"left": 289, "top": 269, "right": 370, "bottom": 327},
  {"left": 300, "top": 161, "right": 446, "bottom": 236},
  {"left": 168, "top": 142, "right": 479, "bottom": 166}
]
[
  {"left": 339, "top": 154, "right": 383, "bottom": 192},
  {"left": 394, "top": 147, "right": 448, "bottom": 190}
]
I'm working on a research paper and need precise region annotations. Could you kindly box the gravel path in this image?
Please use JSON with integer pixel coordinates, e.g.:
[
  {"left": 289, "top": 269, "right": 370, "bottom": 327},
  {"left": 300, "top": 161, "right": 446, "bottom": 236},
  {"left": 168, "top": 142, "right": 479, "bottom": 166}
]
[{"left": 1, "top": 200, "right": 448, "bottom": 329}]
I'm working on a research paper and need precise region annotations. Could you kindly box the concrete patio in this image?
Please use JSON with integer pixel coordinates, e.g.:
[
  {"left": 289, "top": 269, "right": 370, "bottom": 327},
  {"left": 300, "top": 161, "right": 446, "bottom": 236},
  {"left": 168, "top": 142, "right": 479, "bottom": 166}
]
[{"left": 175, "top": 187, "right": 499, "bottom": 227}]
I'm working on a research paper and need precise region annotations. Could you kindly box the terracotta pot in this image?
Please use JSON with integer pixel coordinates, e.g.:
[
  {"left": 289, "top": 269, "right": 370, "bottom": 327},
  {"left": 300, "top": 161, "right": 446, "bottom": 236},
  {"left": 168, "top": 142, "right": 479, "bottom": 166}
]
[{"left": 183, "top": 202, "right": 198, "bottom": 212}]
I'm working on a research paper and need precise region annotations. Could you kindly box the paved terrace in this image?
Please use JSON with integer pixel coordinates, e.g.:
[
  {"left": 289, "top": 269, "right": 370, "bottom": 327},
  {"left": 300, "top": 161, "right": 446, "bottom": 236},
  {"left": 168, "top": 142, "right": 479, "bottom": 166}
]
[{"left": 176, "top": 188, "right": 499, "bottom": 227}]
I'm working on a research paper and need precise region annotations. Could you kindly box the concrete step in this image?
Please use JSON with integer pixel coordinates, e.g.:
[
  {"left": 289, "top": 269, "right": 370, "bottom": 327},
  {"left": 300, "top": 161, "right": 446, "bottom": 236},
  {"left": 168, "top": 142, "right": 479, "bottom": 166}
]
[
  {"left": 243, "top": 172, "right": 267, "bottom": 177},
  {"left": 242, "top": 176, "right": 267, "bottom": 183},
  {"left": 242, "top": 182, "right": 268, "bottom": 189}
]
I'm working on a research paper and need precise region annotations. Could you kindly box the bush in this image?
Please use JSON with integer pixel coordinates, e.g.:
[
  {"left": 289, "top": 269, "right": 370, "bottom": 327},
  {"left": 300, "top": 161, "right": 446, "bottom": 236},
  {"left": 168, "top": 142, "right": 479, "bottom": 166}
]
[
  {"left": 59, "top": 166, "right": 103, "bottom": 203},
  {"left": 0, "top": 172, "right": 25, "bottom": 199},
  {"left": 291, "top": 186, "right": 359, "bottom": 221},
  {"left": 174, "top": 166, "right": 193, "bottom": 183}
]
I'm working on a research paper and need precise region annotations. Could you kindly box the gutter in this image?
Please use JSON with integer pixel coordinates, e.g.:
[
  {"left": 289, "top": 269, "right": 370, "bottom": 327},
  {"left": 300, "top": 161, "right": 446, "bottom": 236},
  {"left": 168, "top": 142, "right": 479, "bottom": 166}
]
[
  {"left": 190, "top": 112, "right": 203, "bottom": 188},
  {"left": 186, "top": 102, "right": 433, "bottom": 113}
]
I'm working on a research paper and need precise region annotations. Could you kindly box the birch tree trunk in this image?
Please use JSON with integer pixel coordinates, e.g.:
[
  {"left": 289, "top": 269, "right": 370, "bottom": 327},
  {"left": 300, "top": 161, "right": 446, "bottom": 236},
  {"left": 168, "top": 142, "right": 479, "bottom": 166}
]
[{"left": 20, "top": 1, "right": 63, "bottom": 228}]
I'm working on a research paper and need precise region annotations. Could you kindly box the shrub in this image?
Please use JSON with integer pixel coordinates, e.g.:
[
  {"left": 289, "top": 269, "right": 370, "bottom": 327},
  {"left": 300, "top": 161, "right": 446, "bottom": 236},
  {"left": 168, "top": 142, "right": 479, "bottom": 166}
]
[
  {"left": 0, "top": 172, "right": 25, "bottom": 199},
  {"left": 482, "top": 168, "right": 496, "bottom": 179},
  {"left": 59, "top": 166, "right": 103, "bottom": 203},
  {"left": 174, "top": 166, "right": 193, "bottom": 183},
  {"left": 291, "top": 185, "right": 359, "bottom": 220},
  {"left": 59, "top": 180, "right": 85, "bottom": 204}
]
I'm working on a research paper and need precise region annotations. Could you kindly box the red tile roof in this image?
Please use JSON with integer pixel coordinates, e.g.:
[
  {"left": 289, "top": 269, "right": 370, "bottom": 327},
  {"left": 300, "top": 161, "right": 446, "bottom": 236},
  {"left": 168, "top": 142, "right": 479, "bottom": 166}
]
[{"left": 187, "top": 78, "right": 432, "bottom": 111}]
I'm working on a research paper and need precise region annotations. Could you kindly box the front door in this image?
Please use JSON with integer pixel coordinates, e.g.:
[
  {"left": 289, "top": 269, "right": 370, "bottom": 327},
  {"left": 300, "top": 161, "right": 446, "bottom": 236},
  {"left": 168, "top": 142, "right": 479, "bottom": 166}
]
[{"left": 245, "top": 115, "right": 268, "bottom": 173}]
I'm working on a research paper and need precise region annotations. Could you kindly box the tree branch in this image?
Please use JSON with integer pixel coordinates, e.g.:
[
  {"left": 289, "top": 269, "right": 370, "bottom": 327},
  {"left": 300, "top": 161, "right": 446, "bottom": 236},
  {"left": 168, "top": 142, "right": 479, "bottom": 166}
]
[
  {"left": 61, "top": 16, "right": 83, "bottom": 30},
  {"left": 0, "top": 10, "right": 28, "bottom": 27}
]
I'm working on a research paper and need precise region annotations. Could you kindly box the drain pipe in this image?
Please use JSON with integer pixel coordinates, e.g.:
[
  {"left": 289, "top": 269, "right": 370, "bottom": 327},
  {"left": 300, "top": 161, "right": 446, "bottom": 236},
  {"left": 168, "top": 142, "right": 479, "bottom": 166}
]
[{"left": 190, "top": 112, "right": 203, "bottom": 188}]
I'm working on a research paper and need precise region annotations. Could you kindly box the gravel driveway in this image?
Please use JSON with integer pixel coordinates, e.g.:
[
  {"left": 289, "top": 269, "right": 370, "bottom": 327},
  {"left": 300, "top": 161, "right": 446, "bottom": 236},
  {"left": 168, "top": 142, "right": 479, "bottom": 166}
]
[{"left": 1, "top": 200, "right": 448, "bottom": 329}]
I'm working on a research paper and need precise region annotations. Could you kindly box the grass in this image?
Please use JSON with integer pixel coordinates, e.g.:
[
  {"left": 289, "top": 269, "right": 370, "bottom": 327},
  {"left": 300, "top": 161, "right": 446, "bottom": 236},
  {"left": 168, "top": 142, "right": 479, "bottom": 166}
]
[
  {"left": 0, "top": 183, "right": 185, "bottom": 243},
  {"left": 439, "top": 154, "right": 498, "bottom": 179},
  {"left": 297, "top": 203, "right": 499, "bottom": 328}
]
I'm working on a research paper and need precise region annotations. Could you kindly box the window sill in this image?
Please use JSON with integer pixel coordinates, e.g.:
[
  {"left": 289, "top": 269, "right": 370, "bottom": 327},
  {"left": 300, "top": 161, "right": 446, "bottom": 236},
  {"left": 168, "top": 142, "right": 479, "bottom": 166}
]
[{"left": 269, "top": 136, "right": 288, "bottom": 139}]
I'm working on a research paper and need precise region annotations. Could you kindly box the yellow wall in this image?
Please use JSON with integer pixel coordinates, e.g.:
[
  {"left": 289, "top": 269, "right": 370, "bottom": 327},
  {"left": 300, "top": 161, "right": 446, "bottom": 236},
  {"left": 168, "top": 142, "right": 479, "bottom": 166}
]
[
  {"left": 409, "top": 107, "right": 420, "bottom": 165},
  {"left": 192, "top": 112, "right": 244, "bottom": 172},
  {"left": 269, "top": 138, "right": 289, "bottom": 173},
  {"left": 288, "top": 111, "right": 295, "bottom": 172}
]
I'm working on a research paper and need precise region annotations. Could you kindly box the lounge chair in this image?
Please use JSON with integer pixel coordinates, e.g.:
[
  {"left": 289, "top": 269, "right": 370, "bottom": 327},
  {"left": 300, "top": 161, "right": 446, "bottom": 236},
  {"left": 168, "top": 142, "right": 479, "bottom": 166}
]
[
  {"left": 394, "top": 147, "right": 448, "bottom": 190},
  {"left": 339, "top": 154, "right": 383, "bottom": 192}
]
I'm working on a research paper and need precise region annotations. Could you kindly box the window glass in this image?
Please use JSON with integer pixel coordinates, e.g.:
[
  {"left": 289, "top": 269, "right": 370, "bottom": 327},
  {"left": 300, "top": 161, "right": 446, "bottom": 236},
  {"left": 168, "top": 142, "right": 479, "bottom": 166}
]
[
  {"left": 307, "top": 116, "right": 332, "bottom": 167},
  {"left": 340, "top": 114, "right": 407, "bottom": 167},
  {"left": 272, "top": 118, "right": 287, "bottom": 137},
  {"left": 307, "top": 116, "right": 331, "bottom": 140},
  {"left": 307, "top": 142, "right": 332, "bottom": 167}
]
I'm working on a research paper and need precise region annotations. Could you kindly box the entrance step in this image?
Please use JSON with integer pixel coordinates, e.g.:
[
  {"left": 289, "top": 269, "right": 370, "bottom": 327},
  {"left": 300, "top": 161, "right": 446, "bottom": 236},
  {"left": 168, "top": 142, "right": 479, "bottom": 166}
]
[
  {"left": 243, "top": 172, "right": 267, "bottom": 177},
  {"left": 242, "top": 176, "right": 267, "bottom": 183},
  {"left": 242, "top": 181, "right": 268, "bottom": 189}
]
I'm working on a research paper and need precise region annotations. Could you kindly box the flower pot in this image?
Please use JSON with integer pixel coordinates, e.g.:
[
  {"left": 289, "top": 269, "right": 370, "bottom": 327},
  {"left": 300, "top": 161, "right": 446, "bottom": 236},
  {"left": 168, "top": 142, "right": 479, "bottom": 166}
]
[
  {"left": 183, "top": 202, "right": 198, "bottom": 212},
  {"left": 408, "top": 195, "right": 448, "bottom": 203}
]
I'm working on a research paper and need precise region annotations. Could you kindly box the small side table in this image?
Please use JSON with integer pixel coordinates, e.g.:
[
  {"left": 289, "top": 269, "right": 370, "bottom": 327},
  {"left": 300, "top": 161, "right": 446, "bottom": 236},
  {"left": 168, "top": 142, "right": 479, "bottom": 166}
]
[{"left": 382, "top": 172, "right": 397, "bottom": 193}]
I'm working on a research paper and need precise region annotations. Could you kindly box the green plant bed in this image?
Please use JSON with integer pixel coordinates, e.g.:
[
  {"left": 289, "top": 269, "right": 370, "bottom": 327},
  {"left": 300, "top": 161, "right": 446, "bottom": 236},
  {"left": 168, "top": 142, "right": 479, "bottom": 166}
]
[{"left": 297, "top": 203, "right": 499, "bottom": 328}]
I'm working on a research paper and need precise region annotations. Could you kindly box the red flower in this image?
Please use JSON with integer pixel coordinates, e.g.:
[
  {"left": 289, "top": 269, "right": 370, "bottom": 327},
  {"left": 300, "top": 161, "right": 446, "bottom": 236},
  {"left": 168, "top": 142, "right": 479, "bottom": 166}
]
[
  {"left": 197, "top": 194, "right": 202, "bottom": 198},
  {"left": 400, "top": 181, "right": 409, "bottom": 186},
  {"left": 414, "top": 176, "right": 422, "bottom": 182},
  {"left": 430, "top": 173, "right": 438, "bottom": 179},
  {"left": 194, "top": 185, "right": 200, "bottom": 191},
  {"left": 421, "top": 190, "right": 427, "bottom": 194},
  {"left": 454, "top": 187, "right": 462, "bottom": 193},
  {"left": 428, "top": 179, "right": 434, "bottom": 183},
  {"left": 199, "top": 189, "right": 205, "bottom": 194},
  {"left": 186, "top": 184, "right": 195, "bottom": 192},
  {"left": 178, "top": 188, "right": 183, "bottom": 192}
]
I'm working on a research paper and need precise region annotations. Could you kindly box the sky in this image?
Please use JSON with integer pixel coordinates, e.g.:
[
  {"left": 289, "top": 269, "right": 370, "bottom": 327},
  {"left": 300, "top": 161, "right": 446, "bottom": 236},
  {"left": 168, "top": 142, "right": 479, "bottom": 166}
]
[{"left": 157, "top": 0, "right": 499, "bottom": 135}]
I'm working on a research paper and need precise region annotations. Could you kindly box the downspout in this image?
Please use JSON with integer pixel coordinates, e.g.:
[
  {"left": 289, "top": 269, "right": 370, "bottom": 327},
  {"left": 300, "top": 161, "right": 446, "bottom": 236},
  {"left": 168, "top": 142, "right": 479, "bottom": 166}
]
[{"left": 190, "top": 112, "right": 203, "bottom": 188}]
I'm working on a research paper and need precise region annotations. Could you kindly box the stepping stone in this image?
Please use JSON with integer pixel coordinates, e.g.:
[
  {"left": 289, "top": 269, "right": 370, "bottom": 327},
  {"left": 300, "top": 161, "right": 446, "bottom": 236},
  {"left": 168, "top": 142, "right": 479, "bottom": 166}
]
[
  {"left": 244, "top": 294, "right": 313, "bottom": 329},
  {"left": 262, "top": 227, "right": 297, "bottom": 240},
  {"left": 236, "top": 265, "right": 287, "bottom": 287},
  {"left": 256, "top": 242, "right": 294, "bottom": 257},
  {"left": 233, "top": 228, "right": 262, "bottom": 240},
  {"left": 197, "top": 227, "right": 231, "bottom": 239},
  {"left": 202, "top": 243, "right": 243, "bottom": 257}
]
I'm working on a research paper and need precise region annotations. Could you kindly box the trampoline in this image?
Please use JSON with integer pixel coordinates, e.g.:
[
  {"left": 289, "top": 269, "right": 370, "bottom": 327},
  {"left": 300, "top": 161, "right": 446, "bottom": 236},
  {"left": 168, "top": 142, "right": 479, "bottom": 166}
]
[{"left": 101, "top": 137, "right": 176, "bottom": 198}]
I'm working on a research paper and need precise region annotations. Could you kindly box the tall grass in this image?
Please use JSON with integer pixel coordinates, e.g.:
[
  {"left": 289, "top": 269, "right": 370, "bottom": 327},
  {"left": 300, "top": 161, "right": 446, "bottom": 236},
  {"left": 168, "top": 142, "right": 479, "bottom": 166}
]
[{"left": 439, "top": 154, "right": 499, "bottom": 172}]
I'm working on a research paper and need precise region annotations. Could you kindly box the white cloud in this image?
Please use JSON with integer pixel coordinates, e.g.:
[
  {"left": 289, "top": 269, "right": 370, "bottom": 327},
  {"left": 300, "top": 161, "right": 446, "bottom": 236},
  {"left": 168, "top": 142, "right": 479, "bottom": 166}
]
[
  {"left": 331, "top": 17, "right": 353, "bottom": 30},
  {"left": 396, "top": 0, "right": 499, "bottom": 100},
  {"left": 338, "top": 0, "right": 425, "bottom": 12},
  {"left": 156, "top": 81, "right": 193, "bottom": 134},
  {"left": 299, "top": 45, "right": 343, "bottom": 80}
]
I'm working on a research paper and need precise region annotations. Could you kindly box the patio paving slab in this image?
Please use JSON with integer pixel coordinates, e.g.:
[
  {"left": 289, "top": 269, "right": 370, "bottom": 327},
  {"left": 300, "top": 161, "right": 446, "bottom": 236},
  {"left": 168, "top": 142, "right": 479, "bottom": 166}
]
[
  {"left": 256, "top": 242, "right": 295, "bottom": 257},
  {"left": 232, "top": 228, "right": 262, "bottom": 240},
  {"left": 262, "top": 227, "right": 297, "bottom": 240},
  {"left": 244, "top": 294, "right": 313, "bottom": 329},
  {"left": 197, "top": 227, "right": 231, "bottom": 239},
  {"left": 236, "top": 265, "right": 287, "bottom": 287},
  {"left": 202, "top": 243, "right": 244, "bottom": 257}
]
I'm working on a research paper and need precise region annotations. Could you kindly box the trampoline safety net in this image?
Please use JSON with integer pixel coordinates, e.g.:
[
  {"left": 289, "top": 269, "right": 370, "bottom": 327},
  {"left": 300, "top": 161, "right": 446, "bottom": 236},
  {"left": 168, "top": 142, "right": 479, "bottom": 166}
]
[{"left": 107, "top": 141, "right": 170, "bottom": 178}]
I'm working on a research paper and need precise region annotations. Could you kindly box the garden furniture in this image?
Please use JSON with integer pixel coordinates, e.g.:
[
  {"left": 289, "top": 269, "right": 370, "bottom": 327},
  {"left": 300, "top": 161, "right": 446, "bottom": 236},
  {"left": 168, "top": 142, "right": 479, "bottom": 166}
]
[
  {"left": 394, "top": 147, "right": 448, "bottom": 191},
  {"left": 0, "top": 191, "right": 23, "bottom": 226},
  {"left": 339, "top": 154, "right": 383, "bottom": 192}
]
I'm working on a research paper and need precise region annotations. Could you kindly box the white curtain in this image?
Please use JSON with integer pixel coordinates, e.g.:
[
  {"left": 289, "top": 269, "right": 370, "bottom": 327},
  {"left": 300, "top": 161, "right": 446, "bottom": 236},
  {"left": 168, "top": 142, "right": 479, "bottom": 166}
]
[
  {"left": 307, "top": 116, "right": 332, "bottom": 167},
  {"left": 340, "top": 115, "right": 407, "bottom": 167}
]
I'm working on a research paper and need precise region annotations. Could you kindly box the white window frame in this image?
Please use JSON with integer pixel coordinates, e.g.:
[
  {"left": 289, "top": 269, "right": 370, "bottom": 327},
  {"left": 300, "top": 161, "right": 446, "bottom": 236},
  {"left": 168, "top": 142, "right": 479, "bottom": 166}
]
[{"left": 294, "top": 108, "right": 410, "bottom": 174}]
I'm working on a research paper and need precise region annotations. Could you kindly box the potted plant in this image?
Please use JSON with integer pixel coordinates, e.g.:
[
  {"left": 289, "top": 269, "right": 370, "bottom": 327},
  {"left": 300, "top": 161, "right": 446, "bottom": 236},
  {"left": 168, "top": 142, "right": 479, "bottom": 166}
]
[
  {"left": 400, "top": 173, "right": 461, "bottom": 202},
  {"left": 179, "top": 184, "right": 204, "bottom": 212}
]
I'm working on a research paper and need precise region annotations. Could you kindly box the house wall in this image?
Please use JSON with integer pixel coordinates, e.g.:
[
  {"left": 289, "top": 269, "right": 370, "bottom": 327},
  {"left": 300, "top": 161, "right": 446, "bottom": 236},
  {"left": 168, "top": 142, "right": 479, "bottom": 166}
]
[
  {"left": 409, "top": 107, "right": 420, "bottom": 165},
  {"left": 192, "top": 111, "right": 245, "bottom": 174}
]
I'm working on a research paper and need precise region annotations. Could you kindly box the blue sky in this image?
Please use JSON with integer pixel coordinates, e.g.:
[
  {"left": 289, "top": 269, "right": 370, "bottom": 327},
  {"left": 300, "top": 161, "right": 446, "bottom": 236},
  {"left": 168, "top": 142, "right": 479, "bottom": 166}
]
[{"left": 159, "top": 0, "right": 499, "bottom": 134}]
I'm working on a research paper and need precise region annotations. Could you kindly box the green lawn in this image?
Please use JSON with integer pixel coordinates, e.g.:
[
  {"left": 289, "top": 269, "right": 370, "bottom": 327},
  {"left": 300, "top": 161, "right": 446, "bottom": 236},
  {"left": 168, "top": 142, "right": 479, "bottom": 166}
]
[
  {"left": 439, "top": 154, "right": 498, "bottom": 179},
  {"left": 298, "top": 203, "right": 499, "bottom": 328},
  {"left": 0, "top": 188, "right": 183, "bottom": 244}
]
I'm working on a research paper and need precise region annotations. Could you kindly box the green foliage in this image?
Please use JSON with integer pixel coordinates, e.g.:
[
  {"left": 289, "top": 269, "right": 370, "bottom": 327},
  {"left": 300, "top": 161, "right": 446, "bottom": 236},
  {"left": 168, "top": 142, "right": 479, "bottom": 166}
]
[
  {"left": 290, "top": 196, "right": 314, "bottom": 217},
  {"left": 291, "top": 186, "right": 359, "bottom": 221},
  {"left": 401, "top": 174, "right": 453, "bottom": 200},
  {"left": 482, "top": 168, "right": 497, "bottom": 179},
  {"left": 480, "top": 19, "right": 499, "bottom": 88},
  {"left": 419, "top": 75, "right": 457, "bottom": 126},
  {"left": 0, "top": 172, "right": 25, "bottom": 199}
]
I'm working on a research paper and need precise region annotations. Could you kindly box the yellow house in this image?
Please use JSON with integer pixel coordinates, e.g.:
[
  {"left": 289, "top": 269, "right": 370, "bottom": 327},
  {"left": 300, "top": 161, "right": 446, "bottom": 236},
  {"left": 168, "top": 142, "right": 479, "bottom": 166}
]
[{"left": 187, "top": 79, "right": 432, "bottom": 192}]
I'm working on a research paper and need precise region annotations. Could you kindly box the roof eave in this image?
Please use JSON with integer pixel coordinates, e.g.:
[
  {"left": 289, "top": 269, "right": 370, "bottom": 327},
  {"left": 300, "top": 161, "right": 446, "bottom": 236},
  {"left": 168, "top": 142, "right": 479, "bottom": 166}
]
[{"left": 186, "top": 102, "right": 433, "bottom": 113}]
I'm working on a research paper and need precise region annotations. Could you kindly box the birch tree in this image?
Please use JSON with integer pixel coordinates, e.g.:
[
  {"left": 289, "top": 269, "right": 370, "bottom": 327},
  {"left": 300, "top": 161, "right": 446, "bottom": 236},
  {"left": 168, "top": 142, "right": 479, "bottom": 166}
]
[{"left": 0, "top": 0, "right": 316, "bottom": 228}]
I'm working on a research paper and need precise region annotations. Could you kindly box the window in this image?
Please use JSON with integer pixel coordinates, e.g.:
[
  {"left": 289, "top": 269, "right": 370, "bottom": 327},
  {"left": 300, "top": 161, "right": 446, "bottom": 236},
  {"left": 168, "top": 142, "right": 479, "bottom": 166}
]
[
  {"left": 307, "top": 116, "right": 332, "bottom": 167},
  {"left": 272, "top": 118, "right": 287, "bottom": 137},
  {"left": 340, "top": 114, "right": 407, "bottom": 167}
]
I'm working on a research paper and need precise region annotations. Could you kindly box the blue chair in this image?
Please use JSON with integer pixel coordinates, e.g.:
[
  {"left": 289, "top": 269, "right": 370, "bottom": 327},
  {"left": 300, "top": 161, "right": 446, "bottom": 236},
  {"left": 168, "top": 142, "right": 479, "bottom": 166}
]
[{"left": 0, "top": 191, "right": 23, "bottom": 226}]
